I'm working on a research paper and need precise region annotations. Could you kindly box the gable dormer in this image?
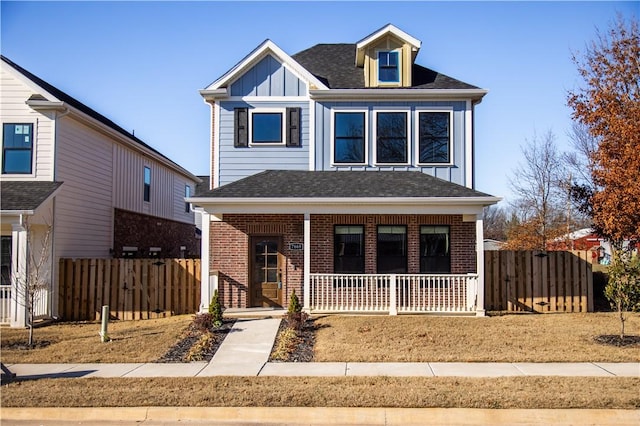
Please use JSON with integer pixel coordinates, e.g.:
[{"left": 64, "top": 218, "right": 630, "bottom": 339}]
[{"left": 355, "top": 24, "right": 421, "bottom": 88}]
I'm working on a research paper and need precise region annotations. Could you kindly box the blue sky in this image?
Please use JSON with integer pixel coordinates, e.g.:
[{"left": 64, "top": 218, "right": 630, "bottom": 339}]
[{"left": 1, "top": 1, "right": 637, "bottom": 204}]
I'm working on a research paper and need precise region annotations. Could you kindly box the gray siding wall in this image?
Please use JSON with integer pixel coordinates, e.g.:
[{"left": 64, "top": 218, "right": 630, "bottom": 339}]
[
  {"left": 314, "top": 101, "right": 467, "bottom": 186},
  {"left": 218, "top": 101, "right": 309, "bottom": 186},
  {"left": 230, "top": 55, "right": 306, "bottom": 97}
]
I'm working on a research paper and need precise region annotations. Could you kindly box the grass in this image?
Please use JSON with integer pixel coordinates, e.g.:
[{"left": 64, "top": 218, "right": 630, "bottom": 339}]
[
  {"left": 0, "top": 315, "right": 192, "bottom": 363},
  {"left": 312, "top": 312, "right": 640, "bottom": 362},
  {"left": 1, "top": 377, "right": 638, "bottom": 409}
]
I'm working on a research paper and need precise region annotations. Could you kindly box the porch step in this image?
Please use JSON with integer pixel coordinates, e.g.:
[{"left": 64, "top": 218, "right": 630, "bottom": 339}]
[{"left": 222, "top": 307, "right": 286, "bottom": 319}]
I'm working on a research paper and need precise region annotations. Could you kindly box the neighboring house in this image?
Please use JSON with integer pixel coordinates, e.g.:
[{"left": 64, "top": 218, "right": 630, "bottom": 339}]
[
  {"left": 190, "top": 25, "right": 500, "bottom": 316},
  {"left": 0, "top": 56, "right": 200, "bottom": 327},
  {"left": 483, "top": 239, "right": 505, "bottom": 251}
]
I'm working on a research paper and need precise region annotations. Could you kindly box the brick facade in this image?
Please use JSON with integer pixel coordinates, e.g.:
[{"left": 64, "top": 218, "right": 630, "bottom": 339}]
[
  {"left": 210, "top": 213, "right": 477, "bottom": 309},
  {"left": 113, "top": 208, "right": 200, "bottom": 258}
]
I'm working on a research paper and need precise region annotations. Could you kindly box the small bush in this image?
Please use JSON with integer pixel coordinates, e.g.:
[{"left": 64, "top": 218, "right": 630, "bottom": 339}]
[
  {"left": 271, "top": 327, "right": 298, "bottom": 361},
  {"left": 288, "top": 290, "right": 302, "bottom": 314},
  {"left": 192, "top": 313, "right": 213, "bottom": 333},
  {"left": 208, "top": 289, "right": 223, "bottom": 327},
  {"left": 186, "top": 331, "right": 213, "bottom": 361}
]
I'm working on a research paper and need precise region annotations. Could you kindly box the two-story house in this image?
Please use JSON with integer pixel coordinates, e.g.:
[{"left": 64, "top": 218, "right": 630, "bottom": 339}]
[
  {"left": 191, "top": 25, "right": 500, "bottom": 316},
  {"left": 0, "top": 56, "right": 201, "bottom": 327}
]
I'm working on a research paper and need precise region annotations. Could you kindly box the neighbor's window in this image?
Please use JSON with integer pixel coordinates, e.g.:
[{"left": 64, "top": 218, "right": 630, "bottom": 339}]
[
  {"left": 377, "top": 225, "right": 407, "bottom": 273},
  {"left": 334, "top": 225, "right": 364, "bottom": 274},
  {"left": 378, "top": 51, "right": 399, "bottom": 83},
  {"left": 418, "top": 111, "right": 451, "bottom": 164},
  {"left": 143, "top": 166, "right": 151, "bottom": 202},
  {"left": 420, "top": 225, "right": 451, "bottom": 273},
  {"left": 251, "top": 112, "right": 283, "bottom": 144},
  {"left": 376, "top": 111, "right": 408, "bottom": 164},
  {"left": 1, "top": 236, "right": 12, "bottom": 286},
  {"left": 2, "top": 123, "right": 33, "bottom": 174},
  {"left": 334, "top": 111, "right": 366, "bottom": 164},
  {"left": 184, "top": 185, "right": 191, "bottom": 213}
]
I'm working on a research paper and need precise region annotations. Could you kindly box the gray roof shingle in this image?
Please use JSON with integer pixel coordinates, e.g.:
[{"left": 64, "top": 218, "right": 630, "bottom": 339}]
[
  {"left": 1, "top": 181, "right": 63, "bottom": 211},
  {"left": 292, "top": 44, "right": 480, "bottom": 90},
  {"left": 194, "top": 170, "right": 493, "bottom": 199}
]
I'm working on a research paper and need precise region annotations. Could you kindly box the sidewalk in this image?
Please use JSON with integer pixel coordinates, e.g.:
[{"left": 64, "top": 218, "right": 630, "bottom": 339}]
[{"left": 2, "top": 318, "right": 639, "bottom": 380}]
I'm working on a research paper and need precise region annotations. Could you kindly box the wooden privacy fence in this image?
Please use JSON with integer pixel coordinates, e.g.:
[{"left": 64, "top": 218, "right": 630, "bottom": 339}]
[
  {"left": 58, "top": 258, "right": 201, "bottom": 321},
  {"left": 484, "top": 250, "right": 593, "bottom": 312}
]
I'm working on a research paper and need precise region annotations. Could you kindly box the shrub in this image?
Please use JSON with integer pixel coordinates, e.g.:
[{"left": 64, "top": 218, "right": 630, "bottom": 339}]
[
  {"left": 605, "top": 250, "right": 640, "bottom": 338},
  {"left": 208, "top": 289, "right": 223, "bottom": 327},
  {"left": 192, "top": 313, "right": 213, "bottom": 333},
  {"left": 288, "top": 290, "right": 302, "bottom": 314},
  {"left": 186, "top": 331, "right": 213, "bottom": 361}
]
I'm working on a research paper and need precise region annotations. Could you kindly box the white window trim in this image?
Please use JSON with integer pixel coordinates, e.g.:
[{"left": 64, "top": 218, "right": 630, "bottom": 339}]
[
  {"left": 372, "top": 108, "right": 411, "bottom": 166},
  {"left": 248, "top": 107, "right": 287, "bottom": 147},
  {"left": 330, "top": 107, "right": 369, "bottom": 166},
  {"left": 414, "top": 108, "right": 455, "bottom": 166},
  {"left": 375, "top": 49, "right": 402, "bottom": 87},
  {"left": 1, "top": 121, "right": 37, "bottom": 177}
]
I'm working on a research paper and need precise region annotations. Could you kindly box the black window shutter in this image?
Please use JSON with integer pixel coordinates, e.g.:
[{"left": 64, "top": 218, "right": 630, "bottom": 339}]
[
  {"left": 234, "top": 108, "right": 248, "bottom": 147},
  {"left": 286, "top": 107, "right": 301, "bottom": 147}
]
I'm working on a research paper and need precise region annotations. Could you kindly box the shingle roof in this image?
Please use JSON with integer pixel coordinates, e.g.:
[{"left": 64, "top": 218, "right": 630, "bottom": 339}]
[
  {"left": 1, "top": 181, "right": 63, "bottom": 211},
  {"left": 194, "top": 170, "right": 493, "bottom": 199},
  {"left": 0, "top": 55, "right": 191, "bottom": 175},
  {"left": 292, "top": 44, "right": 480, "bottom": 90}
]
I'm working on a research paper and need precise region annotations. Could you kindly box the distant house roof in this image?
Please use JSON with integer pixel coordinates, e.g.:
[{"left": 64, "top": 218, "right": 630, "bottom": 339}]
[
  {"left": 195, "top": 175, "right": 210, "bottom": 195},
  {"left": 1, "top": 55, "right": 198, "bottom": 182},
  {"left": 292, "top": 43, "right": 480, "bottom": 90},
  {"left": 193, "top": 170, "right": 495, "bottom": 200},
  {"left": 0, "top": 181, "right": 63, "bottom": 212}
]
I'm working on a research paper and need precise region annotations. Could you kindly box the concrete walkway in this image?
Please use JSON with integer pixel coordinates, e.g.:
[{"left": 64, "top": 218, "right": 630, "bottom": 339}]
[{"left": 2, "top": 318, "right": 639, "bottom": 380}]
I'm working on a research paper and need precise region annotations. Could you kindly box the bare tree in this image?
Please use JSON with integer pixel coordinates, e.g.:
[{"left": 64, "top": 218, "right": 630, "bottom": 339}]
[
  {"left": 13, "top": 221, "right": 53, "bottom": 347},
  {"left": 483, "top": 205, "right": 509, "bottom": 241},
  {"left": 506, "top": 130, "right": 568, "bottom": 250}
]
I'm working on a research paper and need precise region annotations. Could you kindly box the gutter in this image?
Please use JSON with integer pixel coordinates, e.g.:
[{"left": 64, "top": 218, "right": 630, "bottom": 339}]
[
  {"left": 188, "top": 196, "right": 502, "bottom": 206},
  {"left": 309, "top": 88, "right": 488, "bottom": 101}
]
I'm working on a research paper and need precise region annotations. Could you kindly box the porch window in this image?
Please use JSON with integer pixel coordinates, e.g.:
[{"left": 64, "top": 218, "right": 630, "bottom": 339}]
[
  {"left": 418, "top": 111, "right": 451, "bottom": 164},
  {"left": 334, "top": 225, "right": 364, "bottom": 273},
  {"left": 334, "top": 111, "right": 366, "bottom": 164},
  {"left": 377, "top": 225, "right": 407, "bottom": 273},
  {"left": 1, "top": 236, "right": 11, "bottom": 285},
  {"left": 2, "top": 123, "right": 33, "bottom": 174},
  {"left": 375, "top": 111, "right": 408, "bottom": 164},
  {"left": 420, "top": 225, "right": 451, "bottom": 273}
]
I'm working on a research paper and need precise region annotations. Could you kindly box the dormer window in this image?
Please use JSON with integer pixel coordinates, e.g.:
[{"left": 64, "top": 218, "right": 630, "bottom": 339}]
[{"left": 377, "top": 51, "right": 400, "bottom": 83}]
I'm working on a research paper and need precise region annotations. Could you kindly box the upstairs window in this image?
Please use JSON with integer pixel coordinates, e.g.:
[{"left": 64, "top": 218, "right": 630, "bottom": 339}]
[
  {"left": 185, "top": 185, "right": 191, "bottom": 213},
  {"left": 418, "top": 111, "right": 452, "bottom": 164},
  {"left": 377, "top": 51, "right": 399, "bottom": 83},
  {"left": 420, "top": 225, "right": 451, "bottom": 273},
  {"left": 251, "top": 112, "right": 283, "bottom": 144},
  {"left": 375, "top": 111, "right": 408, "bottom": 164},
  {"left": 2, "top": 123, "right": 33, "bottom": 174},
  {"left": 377, "top": 225, "right": 407, "bottom": 273},
  {"left": 333, "top": 111, "right": 366, "bottom": 164},
  {"left": 143, "top": 166, "right": 151, "bottom": 202},
  {"left": 334, "top": 225, "right": 364, "bottom": 273},
  {"left": 235, "top": 107, "right": 301, "bottom": 147}
]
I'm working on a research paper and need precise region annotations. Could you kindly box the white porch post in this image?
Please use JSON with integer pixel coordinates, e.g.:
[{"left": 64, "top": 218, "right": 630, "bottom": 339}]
[
  {"left": 389, "top": 274, "right": 397, "bottom": 315},
  {"left": 303, "top": 213, "right": 311, "bottom": 310},
  {"left": 199, "top": 211, "right": 213, "bottom": 313},
  {"left": 11, "top": 222, "right": 28, "bottom": 327},
  {"left": 475, "top": 216, "right": 486, "bottom": 316}
]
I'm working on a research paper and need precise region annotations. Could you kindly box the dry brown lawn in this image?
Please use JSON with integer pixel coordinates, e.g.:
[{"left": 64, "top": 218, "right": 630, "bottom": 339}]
[
  {"left": 2, "top": 377, "right": 639, "bottom": 409},
  {"left": 313, "top": 312, "right": 640, "bottom": 362},
  {"left": 0, "top": 315, "right": 192, "bottom": 363}
]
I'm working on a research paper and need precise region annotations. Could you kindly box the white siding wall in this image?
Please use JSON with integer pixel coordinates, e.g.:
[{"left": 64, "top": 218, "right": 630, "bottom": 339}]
[
  {"left": 0, "top": 67, "right": 55, "bottom": 181},
  {"left": 54, "top": 118, "right": 114, "bottom": 258}
]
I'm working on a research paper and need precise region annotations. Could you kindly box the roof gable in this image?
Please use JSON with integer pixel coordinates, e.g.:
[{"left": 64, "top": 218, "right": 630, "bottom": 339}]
[
  {"left": 229, "top": 54, "right": 307, "bottom": 97},
  {"left": 355, "top": 24, "right": 421, "bottom": 67}
]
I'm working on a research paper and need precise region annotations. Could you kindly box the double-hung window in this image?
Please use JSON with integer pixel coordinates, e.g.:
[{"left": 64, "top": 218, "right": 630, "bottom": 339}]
[
  {"left": 375, "top": 111, "right": 408, "bottom": 164},
  {"left": 377, "top": 225, "right": 407, "bottom": 273},
  {"left": 333, "top": 111, "right": 366, "bottom": 164},
  {"left": 2, "top": 123, "right": 33, "bottom": 174},
  {"left": 420, "top": 225, "right": 451, "bottom": 273},
  {"left": 417, "top": 110, "right": 452, "bottom": 164},
  {"left": 334, "top": 225, "right": 364, "bottom": 274},
  {"left": 377, "top": 51, "right": 400, "bottom": 83}
]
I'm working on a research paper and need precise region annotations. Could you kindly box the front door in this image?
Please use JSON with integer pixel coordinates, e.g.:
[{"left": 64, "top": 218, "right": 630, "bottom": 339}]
[{"left": 250, "top": 237, "right": 283, "bottom": 307}]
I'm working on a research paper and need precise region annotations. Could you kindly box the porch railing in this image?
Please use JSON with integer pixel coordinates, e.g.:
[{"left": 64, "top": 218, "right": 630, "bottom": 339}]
[
  {"left": 309, "top": 273, "right": 478, "bottom": 315},
  {"left": 0, "top": 285, "right": 11, "bottom": 324}
]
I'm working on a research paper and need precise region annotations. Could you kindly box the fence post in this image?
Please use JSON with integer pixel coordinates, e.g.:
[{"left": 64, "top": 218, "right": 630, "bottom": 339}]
[{"left": 389, "top": 274, "right": 397, "bottom": 316}]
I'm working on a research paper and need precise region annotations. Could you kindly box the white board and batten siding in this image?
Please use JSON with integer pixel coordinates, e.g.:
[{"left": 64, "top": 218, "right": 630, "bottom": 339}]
[{"left": 0, "top": 65, "right": 55, "bottom": 181}]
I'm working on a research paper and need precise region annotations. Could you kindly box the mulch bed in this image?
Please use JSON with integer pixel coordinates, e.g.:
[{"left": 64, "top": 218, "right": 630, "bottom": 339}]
[
  {"left": 156, "top": 318, "right": 235, "bottom": 363},
  {"left": 270, "top": 316, "right": 316, "bottom": 362},
  {"left": 593, "top": 334, "right": 640, "bottom": 347}
]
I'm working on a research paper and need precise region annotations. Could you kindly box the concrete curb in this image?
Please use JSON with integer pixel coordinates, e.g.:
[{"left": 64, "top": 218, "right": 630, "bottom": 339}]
[{"left": 2, "top": 407, "right": 640, "bottom": 425}]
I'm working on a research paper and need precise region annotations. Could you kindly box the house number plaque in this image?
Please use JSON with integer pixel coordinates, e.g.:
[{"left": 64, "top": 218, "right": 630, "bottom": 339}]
[{"left": 289, "top": 243, "right": 303, "bottom": 250}]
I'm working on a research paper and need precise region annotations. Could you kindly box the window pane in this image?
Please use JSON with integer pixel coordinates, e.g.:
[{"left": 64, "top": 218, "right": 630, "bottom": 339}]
[
  {"left": 420, "top": 225, "right": 451, "bottom": 273},
  {"left": 419, "top": 112, "right": 450, "bottom": 163},
  {"left": 3, "top": 124, "right": 33, "bottom": 174},
  {"left": 378, "top": 51, "right": 399, "bottom": 82},
  {"left": 377, "top": 225, "right": 407, "bottom": 273},
  {"left": 1, "top": 236, "right": 12, "bottom": 286},
  {"left": 252, "top": 113, "right": 282, "bottom": 143},
  {"left": 334, "top": 112, "right": 365, "bottom": 163},
  {"left": 334, "top": 225, "right": 364, "bottom": 273},
  {"left": 376, "top": 112, "right": 407, "bottom": 163},
  {"left": 143, "top": 167, "right": 151, "bottom": 202},
  {"left": 3, "top": 150, "right": 32, "bottom": 174}
]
